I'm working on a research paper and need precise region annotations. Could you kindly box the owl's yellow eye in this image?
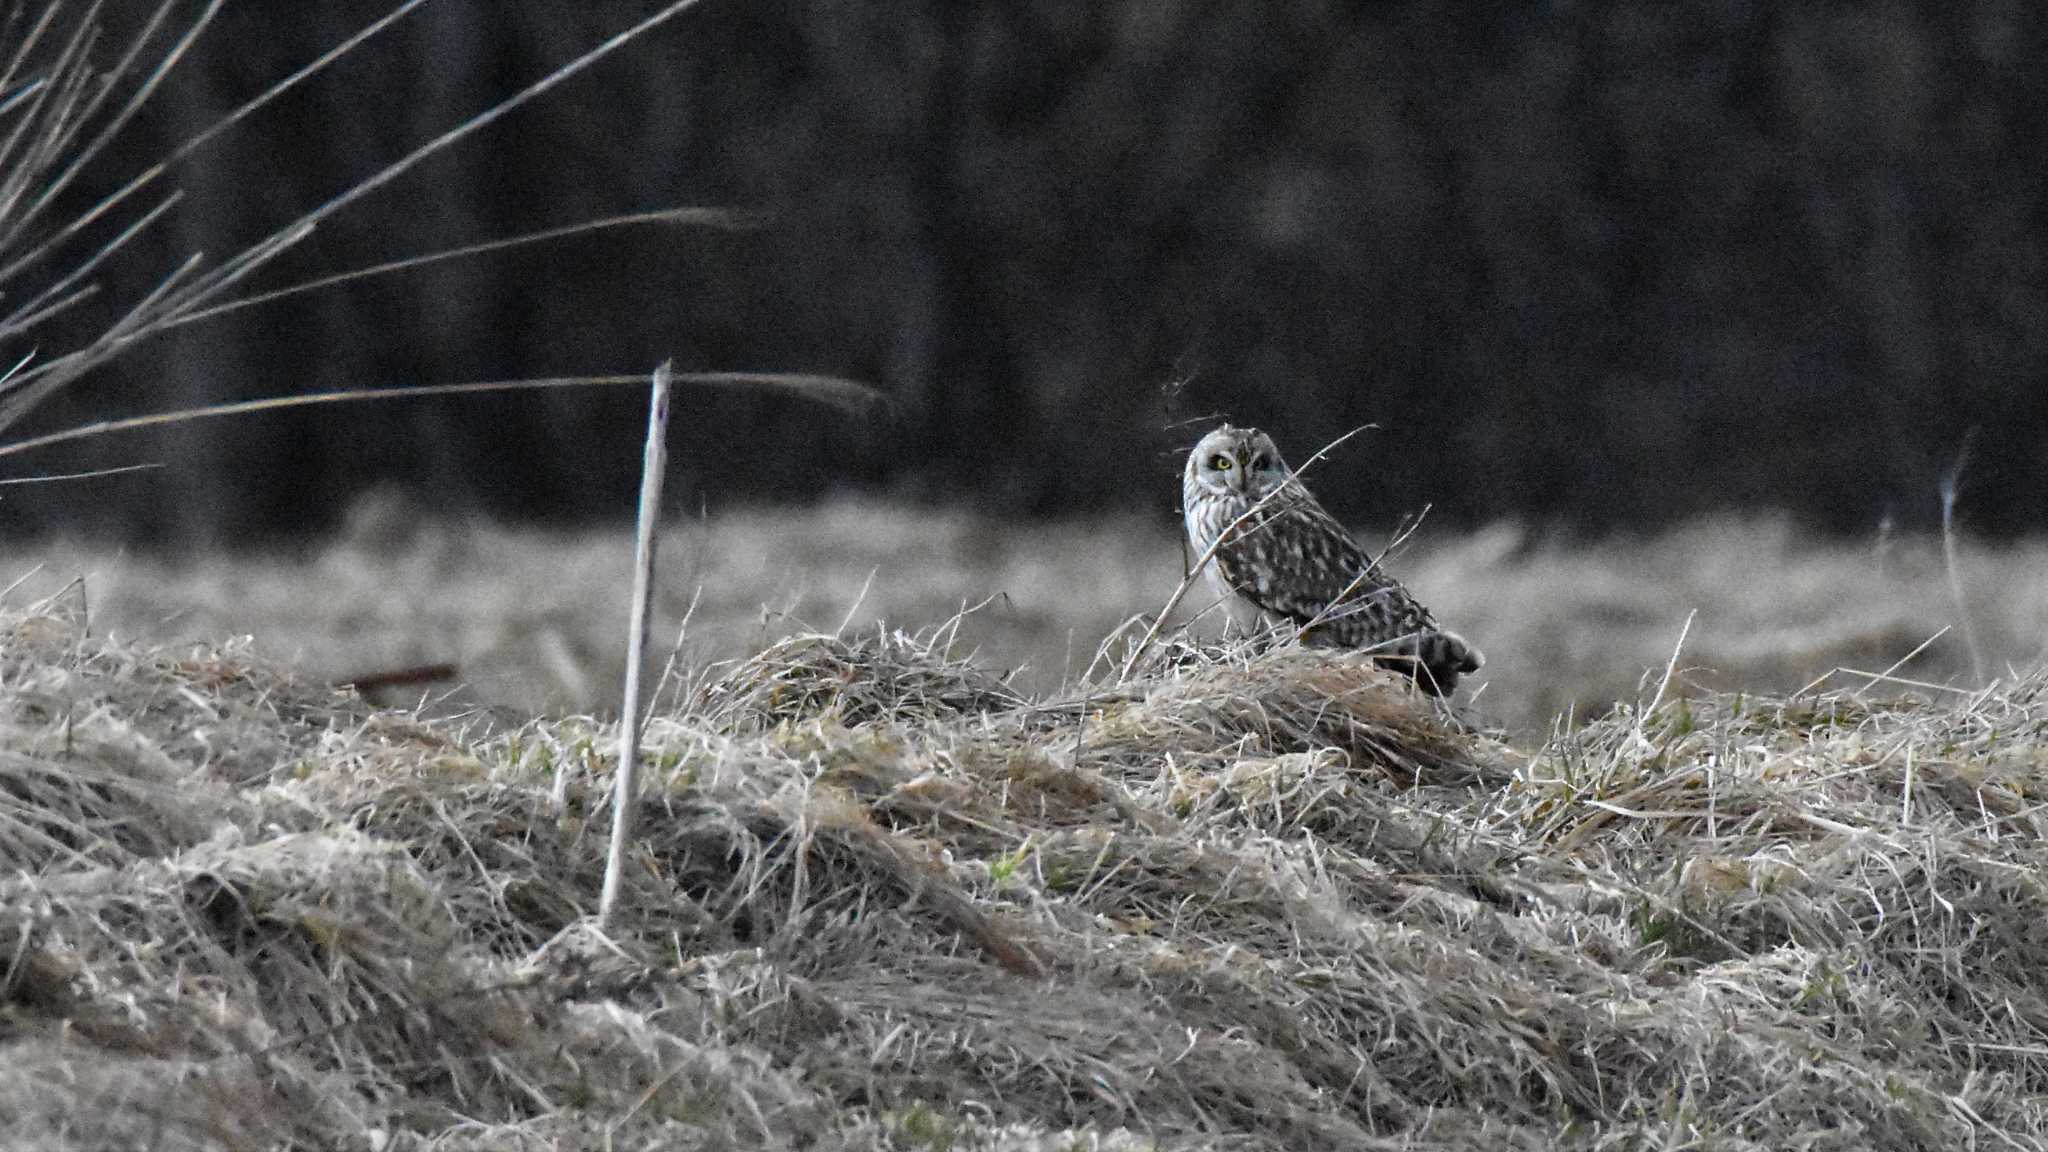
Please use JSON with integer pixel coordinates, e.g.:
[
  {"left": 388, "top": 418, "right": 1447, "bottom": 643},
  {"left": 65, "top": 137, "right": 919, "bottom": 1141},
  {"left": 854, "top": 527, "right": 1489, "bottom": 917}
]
[
  {"left": 1210, "top": 454, "right": 1232, "bottom": 471},
  {"left": 1250, "top": 455, "right": 1269, "bottom": 470}
]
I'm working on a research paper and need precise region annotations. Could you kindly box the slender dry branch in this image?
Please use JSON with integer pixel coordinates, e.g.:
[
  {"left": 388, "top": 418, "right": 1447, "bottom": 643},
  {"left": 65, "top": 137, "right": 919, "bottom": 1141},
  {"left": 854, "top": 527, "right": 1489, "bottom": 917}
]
[
  {"left": 162, "top": 207, "right": 762, "bottom": 331},
  {"left": 166, "top": 0, "right": 434, "bottom": 166},
  {"left": 0, "top": 370, "right": 882, "bottom": 463},
  {"left": 1635, "top": 609, "right": 1695, "bottom": 746},
  {"left": 0, "top": 461, "right": 160, "bottom": 486},
  {"left": 593, "top": 363, "right": 673, "bottom": 929}
]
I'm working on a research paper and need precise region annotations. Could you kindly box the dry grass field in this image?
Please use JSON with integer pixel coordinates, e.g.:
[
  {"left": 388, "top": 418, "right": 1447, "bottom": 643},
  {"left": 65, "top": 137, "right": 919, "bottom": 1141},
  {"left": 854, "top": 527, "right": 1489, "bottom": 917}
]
[
  {"left": 1, "top": 521, "right": 2046, "bottom": 1147},
  {"left": 11, "top": 496, "right": 2045, "bottom": 735}
]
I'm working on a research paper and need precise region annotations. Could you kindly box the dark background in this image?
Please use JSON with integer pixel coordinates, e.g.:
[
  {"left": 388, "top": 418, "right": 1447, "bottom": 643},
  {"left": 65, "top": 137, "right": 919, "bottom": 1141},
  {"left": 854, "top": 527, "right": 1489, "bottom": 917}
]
[{"left": 8, "top": 2, "right": 2046, "bottom": 545}]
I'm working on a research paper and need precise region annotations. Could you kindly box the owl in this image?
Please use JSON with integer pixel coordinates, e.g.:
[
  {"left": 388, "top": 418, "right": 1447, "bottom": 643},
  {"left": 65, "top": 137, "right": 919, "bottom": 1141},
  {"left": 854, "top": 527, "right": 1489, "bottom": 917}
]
[{"left": 1180, "top": 424, "right": 1482, "bottom": 695}]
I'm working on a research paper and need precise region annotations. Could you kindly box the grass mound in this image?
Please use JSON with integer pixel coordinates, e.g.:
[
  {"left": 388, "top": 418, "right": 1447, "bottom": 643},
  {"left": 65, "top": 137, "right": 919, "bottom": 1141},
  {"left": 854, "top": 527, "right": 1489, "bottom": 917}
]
[{"left": 2, "top": 602, "right": 2044, "bottom": 1150}]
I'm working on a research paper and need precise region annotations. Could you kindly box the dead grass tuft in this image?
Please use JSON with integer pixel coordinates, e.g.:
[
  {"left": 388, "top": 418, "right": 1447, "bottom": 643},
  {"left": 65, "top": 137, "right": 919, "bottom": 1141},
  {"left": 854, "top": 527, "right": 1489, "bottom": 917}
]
[
  {"left": 1, "top": 602, "right": 2045, "bottom": 1149},
  {"left": 695, "top": 626, "right": 1028, "bottom": 734}
]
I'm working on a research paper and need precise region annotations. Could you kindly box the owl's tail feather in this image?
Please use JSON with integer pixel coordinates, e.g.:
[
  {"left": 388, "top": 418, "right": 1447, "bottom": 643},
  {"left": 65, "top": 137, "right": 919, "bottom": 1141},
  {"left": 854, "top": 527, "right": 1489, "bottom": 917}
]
[{"left": 1406, "top": 628, "right": 1483, "bottom": 697}]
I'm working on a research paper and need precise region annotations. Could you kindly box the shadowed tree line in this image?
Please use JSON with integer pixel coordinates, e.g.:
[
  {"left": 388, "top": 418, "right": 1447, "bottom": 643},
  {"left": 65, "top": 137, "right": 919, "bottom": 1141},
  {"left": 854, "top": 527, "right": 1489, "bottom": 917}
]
[{"left": 8, "top": 1, "right": 2045, "bottom": 544}]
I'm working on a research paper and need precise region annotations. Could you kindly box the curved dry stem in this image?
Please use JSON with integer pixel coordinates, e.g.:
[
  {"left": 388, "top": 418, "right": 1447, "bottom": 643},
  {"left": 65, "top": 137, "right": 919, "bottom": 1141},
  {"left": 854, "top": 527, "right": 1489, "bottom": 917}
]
[{"left": 0, "top": 370, "right": 884, "bottom": 463}]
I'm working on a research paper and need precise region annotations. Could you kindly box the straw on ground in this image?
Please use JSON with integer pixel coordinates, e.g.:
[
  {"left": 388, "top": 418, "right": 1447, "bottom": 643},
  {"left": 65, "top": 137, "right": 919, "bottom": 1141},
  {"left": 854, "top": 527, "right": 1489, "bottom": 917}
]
[{"left": 1, "top": 595, "right": 2042, "bottom": 1150}]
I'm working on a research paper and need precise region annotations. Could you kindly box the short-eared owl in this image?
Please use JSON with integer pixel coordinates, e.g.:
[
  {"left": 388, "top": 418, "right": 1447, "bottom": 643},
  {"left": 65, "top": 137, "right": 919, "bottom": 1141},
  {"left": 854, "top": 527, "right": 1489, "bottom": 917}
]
[{"left": 1181, "top": 424, "right": 1482, "bottom": 695}]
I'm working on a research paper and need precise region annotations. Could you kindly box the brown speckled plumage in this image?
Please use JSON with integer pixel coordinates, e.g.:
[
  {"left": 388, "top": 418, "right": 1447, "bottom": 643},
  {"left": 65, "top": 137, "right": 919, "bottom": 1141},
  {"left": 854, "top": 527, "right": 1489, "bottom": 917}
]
[{"left": 1181, "top": 424, "right": 1482, "bottom": 695}]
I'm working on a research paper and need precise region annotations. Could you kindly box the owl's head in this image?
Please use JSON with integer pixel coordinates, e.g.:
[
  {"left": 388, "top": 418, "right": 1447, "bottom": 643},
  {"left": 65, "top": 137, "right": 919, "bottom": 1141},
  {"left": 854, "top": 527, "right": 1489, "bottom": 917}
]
[{"left": 1185, "top": 424, "right": 1289, "bottom": 499}]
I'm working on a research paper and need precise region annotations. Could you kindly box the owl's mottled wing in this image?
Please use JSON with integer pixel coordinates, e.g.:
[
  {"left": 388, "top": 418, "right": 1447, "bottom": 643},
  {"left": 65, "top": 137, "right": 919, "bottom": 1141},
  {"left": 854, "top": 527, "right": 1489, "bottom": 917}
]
[
  {"left": 1212, "top": 489, "right": 1417, "bottom": 640},
  {"left": 1213, "top": 486, "right": 1481, "bottom": 693}
]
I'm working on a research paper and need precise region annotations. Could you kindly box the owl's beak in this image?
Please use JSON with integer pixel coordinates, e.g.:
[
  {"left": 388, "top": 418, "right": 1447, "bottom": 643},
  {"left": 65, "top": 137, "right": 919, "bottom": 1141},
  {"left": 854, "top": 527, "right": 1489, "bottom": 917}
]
[{"left": 1229, "top": 456, "right": 1249, "bottom": 493}]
